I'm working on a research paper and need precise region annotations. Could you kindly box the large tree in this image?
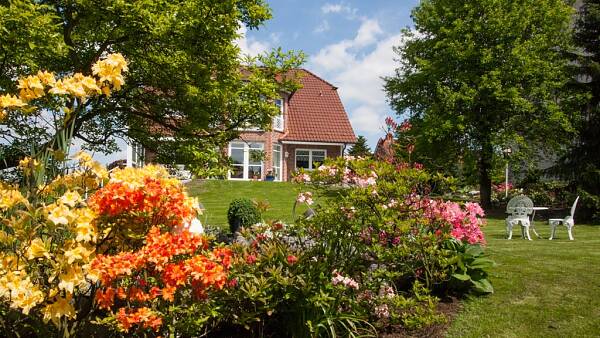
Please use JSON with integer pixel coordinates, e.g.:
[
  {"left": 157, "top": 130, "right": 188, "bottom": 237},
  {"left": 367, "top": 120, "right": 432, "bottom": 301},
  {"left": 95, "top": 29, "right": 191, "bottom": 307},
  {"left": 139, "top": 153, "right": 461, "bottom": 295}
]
[
  {"left": 556, "top": 0, "right": 600, "bottom": 220},
  {"left": 0, "top": 0, "right": 302, "bottom": 170},
  {"left": 384, "top": 0, "right": 577, "bottom": 209}
]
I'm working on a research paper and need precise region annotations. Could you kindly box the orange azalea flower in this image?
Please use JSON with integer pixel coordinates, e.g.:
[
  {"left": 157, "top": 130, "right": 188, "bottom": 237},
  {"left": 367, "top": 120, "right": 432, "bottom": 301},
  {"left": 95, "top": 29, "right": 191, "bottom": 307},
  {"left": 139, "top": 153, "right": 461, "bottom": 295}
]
[
  {"left": 149, "top": 286, "right": 161, "bottom": 299},
  {"left": 115, "top": 307, "right": 162, "bottom": 332},
  {"left": 116, "top": 287, "right": 127, "bottom": 299},
  {"left": 161, "top": 286, "right": 176, "bottom": 302},
  {"left": 95, "top": 288, "right": 116, "bottom": 310}
]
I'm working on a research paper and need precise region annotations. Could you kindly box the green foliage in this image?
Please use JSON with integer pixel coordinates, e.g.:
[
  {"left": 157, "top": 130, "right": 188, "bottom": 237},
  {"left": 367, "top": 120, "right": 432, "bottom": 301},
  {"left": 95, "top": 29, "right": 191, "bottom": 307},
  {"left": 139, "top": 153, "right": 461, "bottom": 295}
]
[
  {"left": 227, "top": 198, "right": 261, "bottom": 233},
  {"left": 384, "top": 0, "right": 578, "bottom": 208},
  {"left": 554, "top": 0, "right": 600, "bottom": 221},
  {"left": 0, "top": 0, "right": 66, "bottom": 91},
  {"left": 348, "top": 136, "right": 372, "bottom": 157},
  {"left": 521, "top": 180, "right": 571, "bottom": 208},
  {"left": 445, "top": 241, "right": 494, "bottom": 294}
]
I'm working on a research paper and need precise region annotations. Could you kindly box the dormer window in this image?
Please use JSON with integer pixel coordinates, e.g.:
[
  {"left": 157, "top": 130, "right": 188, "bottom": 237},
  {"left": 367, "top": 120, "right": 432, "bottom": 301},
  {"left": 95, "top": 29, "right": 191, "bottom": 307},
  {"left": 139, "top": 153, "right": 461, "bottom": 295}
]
[{"left": 272, "top": 98, "right": 284, "bottom": 132}]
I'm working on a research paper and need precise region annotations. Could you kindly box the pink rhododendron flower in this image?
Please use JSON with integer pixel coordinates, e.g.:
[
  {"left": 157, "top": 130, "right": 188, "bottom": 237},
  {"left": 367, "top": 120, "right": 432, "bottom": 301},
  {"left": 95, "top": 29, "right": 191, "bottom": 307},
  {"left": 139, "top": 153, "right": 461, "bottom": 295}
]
[
  {"left": 331, "top": 271, "right": 359, "bottom": 290},
  {"left": 293, "top": 173, "right": 311, "bottom": 183},
  {"left": 385, "top": 116, "right": 398, "bottom": 130},
  {"left": 399, "top": 120, "right": 412, "bottom": 132},
  {"left": 423, "top": 199, "right": 486, "bottom": 245},
  {"left": 374, "top": 304, "right": 390, "bottom": 319},
  {"left": 296, "top": 192, "right": 314, "bottom": 205}
]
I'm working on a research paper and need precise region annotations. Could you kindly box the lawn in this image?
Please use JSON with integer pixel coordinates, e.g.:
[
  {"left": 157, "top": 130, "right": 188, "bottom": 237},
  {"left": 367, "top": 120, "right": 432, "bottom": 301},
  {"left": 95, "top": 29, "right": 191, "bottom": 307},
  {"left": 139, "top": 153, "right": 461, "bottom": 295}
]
[
  {"left": 446, "top": 217, "right": 600, "bottom": 338},
  {"left": 186, "top": 179, "right": 314, "bottom": 228},
  {"left": 188, "top": 180, "right": 600, "bottom": 337}
]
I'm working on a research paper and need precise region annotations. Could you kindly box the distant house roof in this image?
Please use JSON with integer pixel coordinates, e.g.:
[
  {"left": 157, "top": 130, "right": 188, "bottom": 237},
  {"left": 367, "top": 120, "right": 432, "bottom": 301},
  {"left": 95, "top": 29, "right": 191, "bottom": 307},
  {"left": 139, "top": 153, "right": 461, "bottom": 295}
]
[{"left": 282, "top": 69, "right": 357, "bottom": 144}]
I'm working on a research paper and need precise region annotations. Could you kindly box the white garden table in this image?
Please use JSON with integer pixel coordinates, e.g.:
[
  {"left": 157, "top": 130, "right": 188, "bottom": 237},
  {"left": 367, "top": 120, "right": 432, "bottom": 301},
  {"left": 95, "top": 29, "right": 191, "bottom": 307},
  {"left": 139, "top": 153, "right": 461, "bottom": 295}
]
[{"left": 529, "top": 206, "right": 549, "bottom": 239}]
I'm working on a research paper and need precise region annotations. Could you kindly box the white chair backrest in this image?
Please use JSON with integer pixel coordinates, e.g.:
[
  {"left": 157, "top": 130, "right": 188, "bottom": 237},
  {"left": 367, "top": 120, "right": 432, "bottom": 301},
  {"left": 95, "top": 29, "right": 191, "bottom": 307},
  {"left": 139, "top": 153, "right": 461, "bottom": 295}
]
[
  {"left": 507, "top": 195, "right": 534, "bottom": 216},
  {"left": 570, "top": 196, "right": 580, "bottom": 217}
]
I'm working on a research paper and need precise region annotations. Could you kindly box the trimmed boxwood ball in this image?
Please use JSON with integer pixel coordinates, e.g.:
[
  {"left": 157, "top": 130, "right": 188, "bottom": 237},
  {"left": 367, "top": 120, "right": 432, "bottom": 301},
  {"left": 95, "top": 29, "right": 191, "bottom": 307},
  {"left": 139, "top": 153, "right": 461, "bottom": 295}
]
[{"left": 227, "top": 198, "right": 261, "bottom": 233}]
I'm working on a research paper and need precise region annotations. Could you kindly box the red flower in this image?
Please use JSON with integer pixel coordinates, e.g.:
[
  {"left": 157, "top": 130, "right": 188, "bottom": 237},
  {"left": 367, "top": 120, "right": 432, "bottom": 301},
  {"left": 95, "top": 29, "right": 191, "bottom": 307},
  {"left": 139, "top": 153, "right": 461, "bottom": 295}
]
[
  {"left": 287, "top": 255, "right": 298, "bottom": 265},
  {"left": 227, "top": 278, "right": 238, "bottom": 288},
  {"left": 246, "top": 254, "right": 257, "bottom": 264}
]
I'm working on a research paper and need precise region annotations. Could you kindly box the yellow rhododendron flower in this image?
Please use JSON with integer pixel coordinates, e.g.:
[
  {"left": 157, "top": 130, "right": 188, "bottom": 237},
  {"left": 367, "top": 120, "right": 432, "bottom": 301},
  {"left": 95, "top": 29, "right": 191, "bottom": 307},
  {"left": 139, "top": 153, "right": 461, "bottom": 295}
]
[
  {"left": 0, "top": 94, "right": 27, "bottom": 108},
  {"left": 58, "top": 265, "right": 85, "bottom": 294},
  {"left": 0, "top": 188, "right": 27, "bottom": 210},
  {"left": 74, "top": 208, "right": 97, "bottom": 243},
  {"left": 37, "top": 70, "right": 56, "bottom": 86},
  {"left": 4, "top": 275, "right": 45, "bottom": 315},
  {"left": 48, "top": 79, "right": 69, "bottom": 95},
  {"left": 0, "top": 109, "right": 6, "bottom": 121},
  {"left": 101, "top": 86, "right": 111, "bottom": 97},
  {"left": 62, "top": 75, "right": 87, "bottom": 98},
  {"left": 109, "top": 165, "right": 172, "bottom": 188},
  {"left": 17, "top": 75, "right": 45, "bottom": 101},
  {"left": 18, "top": 156, "right": 40, "bottom": 170},
  {"left": 43, "top": 295, "right": 76, "bottom": 326},
  {"left": 80, "top": 76, "right": 101, "bottom": 94},
  {"left": 64, "top": 244, "right": 93, "bottom": 264},
  {"left": 47, "top": 203, "right": 72, "bottom": 225},
  {"left": 92, "top": 53, "right": 128, "bottom": 90},
  {"left": 60, "top": 190, "right": 81, "bottom": 207},
  {"left": 26, "top": 238, "right": 51, "bottom": 260}
]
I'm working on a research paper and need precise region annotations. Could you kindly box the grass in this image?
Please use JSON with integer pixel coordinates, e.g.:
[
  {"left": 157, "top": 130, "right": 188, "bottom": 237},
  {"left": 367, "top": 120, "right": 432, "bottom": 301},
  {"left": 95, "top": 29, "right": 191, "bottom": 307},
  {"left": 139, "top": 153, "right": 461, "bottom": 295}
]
[
  {"left": 186, "top": 179, "right": 313, "bottom": 228},
  {"left": 187, "top": 180, "right": 600, "bottom": 336},
  {"left": 446, "top": 217, "right": 600, "bottom": 338}
]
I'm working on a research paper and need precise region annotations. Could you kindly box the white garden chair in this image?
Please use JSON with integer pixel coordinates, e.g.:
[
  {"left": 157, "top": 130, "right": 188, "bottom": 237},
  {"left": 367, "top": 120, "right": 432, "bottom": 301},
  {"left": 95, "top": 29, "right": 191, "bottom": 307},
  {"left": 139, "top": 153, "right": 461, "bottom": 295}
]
[
  {"left": 506, "top": 195, "right": 534, "bottom": 240},
  {"left": 548, "top": 196, "right": 579, "bottom": 241}
]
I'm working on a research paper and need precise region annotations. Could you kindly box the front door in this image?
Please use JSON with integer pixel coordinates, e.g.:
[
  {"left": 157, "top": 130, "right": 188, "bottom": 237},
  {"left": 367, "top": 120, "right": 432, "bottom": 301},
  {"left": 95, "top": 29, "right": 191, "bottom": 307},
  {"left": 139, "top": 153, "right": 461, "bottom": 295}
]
[{"left": 229, "top": 142, "right": 264, "bottom": 180}]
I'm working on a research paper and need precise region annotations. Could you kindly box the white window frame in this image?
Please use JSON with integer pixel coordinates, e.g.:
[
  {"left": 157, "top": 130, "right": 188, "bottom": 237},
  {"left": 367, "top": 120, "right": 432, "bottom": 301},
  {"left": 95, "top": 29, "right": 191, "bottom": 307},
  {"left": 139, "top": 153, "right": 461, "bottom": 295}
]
[
  {"left": 272, "top": 98, "right": 284, "bottom": 132},
  {"left": 272, "top": 144, "right": 283, "bottom": 181},
  {"left": 228, "top": 142, "right": 265, "bottom": 180},
  {"left": 295, "top": 149, "right": 327, "bottom": 171},
  {"left": 127, "top": 140, "right": 145, "bottom": 167}
]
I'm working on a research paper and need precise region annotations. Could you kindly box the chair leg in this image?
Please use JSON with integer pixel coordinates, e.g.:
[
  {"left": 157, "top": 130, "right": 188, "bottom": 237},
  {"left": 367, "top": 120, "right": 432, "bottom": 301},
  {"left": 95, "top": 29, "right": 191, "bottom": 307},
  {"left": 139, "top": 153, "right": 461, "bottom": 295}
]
[
  {"left": 549, "top": 221, "right": 557, "bottom": 240},
  {"left": 524, "top": 221, "right": 532, "bottom": 241},
  {"left": 566, "top": 222, "right": 574, "bottom": 241},
  {"left": 506, "top": 220, "right": 513, "bottom": 240}
]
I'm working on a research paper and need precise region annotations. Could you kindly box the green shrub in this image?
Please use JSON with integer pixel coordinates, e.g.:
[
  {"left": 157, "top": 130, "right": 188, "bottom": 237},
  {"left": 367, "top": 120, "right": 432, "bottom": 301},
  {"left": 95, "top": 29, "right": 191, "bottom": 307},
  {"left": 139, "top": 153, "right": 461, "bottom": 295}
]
[{"left": 227, "top": 198, "right": 261, "bottom": 233}]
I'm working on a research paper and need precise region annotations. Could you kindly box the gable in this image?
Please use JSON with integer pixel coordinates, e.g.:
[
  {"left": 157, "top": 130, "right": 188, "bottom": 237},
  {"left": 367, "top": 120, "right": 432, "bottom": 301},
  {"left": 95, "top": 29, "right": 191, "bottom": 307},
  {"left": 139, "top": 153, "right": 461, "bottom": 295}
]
[{"left": 282, "top": 69, "right": 357, "bottom": 144}]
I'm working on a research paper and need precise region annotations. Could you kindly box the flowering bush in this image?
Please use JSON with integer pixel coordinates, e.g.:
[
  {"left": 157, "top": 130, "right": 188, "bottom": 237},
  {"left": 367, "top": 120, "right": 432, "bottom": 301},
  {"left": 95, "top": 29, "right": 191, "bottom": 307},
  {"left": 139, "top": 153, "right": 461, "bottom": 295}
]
[
  {"left": 0, "top": 56, "right": 230, "bottom": 337},
  {"left": 291, "top": 156, "right": 493, "bottom": 329}
]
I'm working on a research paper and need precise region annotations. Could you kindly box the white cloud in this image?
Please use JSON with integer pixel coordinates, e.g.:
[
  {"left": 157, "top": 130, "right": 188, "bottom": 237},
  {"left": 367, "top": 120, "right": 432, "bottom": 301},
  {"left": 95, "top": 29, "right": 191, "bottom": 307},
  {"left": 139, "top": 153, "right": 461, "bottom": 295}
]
[
  {"left": 235, "top": 25, "right": 270, "bottom": 57},
  {"left": 354, "top": 19, "right": 383, "bottom": 47},
  {"left": 311, "top": 19, "right": 383, "bottom": 72},
  {"left": 314, "top": 20, "right": 330, "bottom": 33},
  {"left": 321, "top": 2, "right": 358, "bottom": 18},
  {"left": 308, "top": 20, "right": 409, "bottom": 148}
]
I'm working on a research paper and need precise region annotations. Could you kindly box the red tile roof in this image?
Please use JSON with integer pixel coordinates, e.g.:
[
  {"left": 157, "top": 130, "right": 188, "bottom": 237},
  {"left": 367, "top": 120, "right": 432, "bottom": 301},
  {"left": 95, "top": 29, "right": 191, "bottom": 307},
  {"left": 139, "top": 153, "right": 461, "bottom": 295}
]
[{"left": 282, "top": 69, "right": 357, "bottom": 144}]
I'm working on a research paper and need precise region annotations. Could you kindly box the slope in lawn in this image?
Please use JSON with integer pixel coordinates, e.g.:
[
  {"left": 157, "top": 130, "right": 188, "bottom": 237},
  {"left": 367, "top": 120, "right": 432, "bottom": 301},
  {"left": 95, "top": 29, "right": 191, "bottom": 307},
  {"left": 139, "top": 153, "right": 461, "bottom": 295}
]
[{"left": 186, "top": 180, "right": 308, "bottom": 228}]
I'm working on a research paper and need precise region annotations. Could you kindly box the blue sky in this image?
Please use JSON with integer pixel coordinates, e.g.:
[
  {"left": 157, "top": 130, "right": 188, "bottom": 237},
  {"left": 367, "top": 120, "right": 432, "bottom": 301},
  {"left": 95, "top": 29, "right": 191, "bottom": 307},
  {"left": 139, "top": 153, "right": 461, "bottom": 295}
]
[{"left": 238, "top": 0, "right": 420, "bottom": 149}]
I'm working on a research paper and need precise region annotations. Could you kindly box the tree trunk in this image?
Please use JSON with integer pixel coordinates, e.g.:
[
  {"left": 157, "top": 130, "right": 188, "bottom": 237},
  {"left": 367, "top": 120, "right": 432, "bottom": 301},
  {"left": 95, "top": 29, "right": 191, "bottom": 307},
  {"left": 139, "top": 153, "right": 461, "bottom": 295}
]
[{"left": 478, "top": 141, "right": 493, "bottom": 210}]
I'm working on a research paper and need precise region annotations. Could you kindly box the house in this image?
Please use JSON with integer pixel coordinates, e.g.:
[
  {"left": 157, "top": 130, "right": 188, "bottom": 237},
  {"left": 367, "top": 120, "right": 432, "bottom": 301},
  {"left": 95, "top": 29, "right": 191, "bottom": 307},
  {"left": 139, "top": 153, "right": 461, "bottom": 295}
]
[{"left": 127, "top": 69, "right": 357, "bottom": 181}]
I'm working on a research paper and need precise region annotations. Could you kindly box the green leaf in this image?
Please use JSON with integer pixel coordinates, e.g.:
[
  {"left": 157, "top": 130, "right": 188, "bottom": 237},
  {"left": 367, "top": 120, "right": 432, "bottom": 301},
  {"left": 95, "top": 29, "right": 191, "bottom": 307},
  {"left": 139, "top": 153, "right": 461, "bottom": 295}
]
[
  {"left": 468, "top": 257, "right": 495, "bottom": 270},
  {"left": 471, "top": 278, "right": 494, "bottom": 293},
  {"left": 452, "top": 273, "right": 471, "bottom": 281}
]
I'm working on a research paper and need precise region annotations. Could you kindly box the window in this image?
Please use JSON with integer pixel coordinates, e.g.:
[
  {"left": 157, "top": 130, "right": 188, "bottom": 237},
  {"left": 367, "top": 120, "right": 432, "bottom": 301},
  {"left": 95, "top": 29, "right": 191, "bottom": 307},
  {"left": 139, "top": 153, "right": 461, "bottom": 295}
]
[
  {"left": 272, "top": 98, "right": 284, "bottom": 131},
  {"left": 295, "top": 149, "right": 327, "bottom": 171},
  {"left": 272, "top": 144, "right": 282, "bottom": 181},
  {"left": 131, "top": 141, "right": 145, "bottom": 167},
  {"left": 229, "top": 142, "right": 264, "bottom": 180}
]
